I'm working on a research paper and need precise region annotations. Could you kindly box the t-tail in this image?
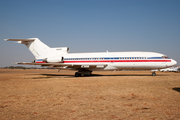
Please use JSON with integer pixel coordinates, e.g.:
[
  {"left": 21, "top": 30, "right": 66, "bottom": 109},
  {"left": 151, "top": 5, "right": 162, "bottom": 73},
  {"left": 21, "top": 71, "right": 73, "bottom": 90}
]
[{"left": 4, "top": 38, "right": 69, "bottom": 62}]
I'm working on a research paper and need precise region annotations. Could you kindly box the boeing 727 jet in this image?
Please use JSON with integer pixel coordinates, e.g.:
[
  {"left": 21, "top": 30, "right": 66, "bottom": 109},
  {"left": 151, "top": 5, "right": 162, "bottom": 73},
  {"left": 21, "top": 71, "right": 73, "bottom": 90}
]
[{"left": 5, "top": 38, "right": 177, "bottom": 77}]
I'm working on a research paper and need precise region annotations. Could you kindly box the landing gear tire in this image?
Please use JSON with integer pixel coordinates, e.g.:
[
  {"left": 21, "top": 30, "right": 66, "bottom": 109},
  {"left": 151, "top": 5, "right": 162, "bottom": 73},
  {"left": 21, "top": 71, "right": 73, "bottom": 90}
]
[
  {"left": 75, "top": 70, "right": 92, "bottom": 77},
  {"left": 75, "top": 72, "right": 81, "bottom": 77},
  {"left": 152, "top": 72, "right": 156, "bottom": 76}
]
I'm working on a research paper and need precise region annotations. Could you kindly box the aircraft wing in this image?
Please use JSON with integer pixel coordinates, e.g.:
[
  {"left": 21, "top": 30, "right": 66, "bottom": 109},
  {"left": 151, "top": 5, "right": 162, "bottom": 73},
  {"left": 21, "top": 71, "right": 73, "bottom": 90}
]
[{"left": 15, "top": 62, "right": 108, "bottom": 70}]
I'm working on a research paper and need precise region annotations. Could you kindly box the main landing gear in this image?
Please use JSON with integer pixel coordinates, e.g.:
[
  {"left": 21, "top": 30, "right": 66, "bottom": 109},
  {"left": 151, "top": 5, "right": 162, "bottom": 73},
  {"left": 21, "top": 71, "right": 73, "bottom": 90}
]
[
  {"left": 152, "top": 72, "right": 156, "bottom": 76},
  {"left": 75, "top": 69, "right": 92, "bottom": 77}
]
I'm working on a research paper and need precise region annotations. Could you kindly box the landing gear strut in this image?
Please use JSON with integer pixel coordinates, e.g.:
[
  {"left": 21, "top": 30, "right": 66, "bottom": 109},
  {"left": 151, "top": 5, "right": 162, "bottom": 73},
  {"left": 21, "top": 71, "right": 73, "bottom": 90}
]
[
  {"left": 75, "top": 69, "right": 92, "bottom": 77},
  {"left": 152, "top": 72, "right": 156, "bottom": 76}
]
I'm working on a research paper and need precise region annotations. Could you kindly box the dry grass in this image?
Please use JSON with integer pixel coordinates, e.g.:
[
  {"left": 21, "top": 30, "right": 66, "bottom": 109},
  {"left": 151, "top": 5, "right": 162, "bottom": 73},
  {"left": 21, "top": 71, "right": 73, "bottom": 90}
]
[{"left": 0, "top": 69, "right": 180, "bottom": 120}]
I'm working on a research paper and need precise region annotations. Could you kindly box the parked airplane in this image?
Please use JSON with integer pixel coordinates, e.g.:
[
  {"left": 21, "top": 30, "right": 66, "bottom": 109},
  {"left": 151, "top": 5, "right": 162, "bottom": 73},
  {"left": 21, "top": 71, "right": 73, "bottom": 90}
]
[
  {"left": 160, "top": 67, "right": 179, "bottom": 72},
  {"left": 5, "top": 38, "right": 177, "bottom": 77}
]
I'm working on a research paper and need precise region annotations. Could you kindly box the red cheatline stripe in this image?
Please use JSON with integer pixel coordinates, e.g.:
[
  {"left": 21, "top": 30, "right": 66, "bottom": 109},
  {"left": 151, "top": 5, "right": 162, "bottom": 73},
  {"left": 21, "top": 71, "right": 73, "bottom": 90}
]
[
  {"left": 63, "top": 60, "right": 171, "bottom": 63},
  {"left": 36, "top": 61, "right": 46, "bottom": 63}
]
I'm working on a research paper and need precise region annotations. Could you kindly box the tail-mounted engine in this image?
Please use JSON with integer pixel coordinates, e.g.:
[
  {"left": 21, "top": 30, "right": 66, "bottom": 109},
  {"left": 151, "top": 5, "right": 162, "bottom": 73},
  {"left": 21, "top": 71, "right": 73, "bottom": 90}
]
[
  {"left": 51, "top": 47, "right": 69, "bottom": 54},
  {"left": 43, "top": 57, "right": 64, "bottom": 63},
  {"left": 34, "top": 57, "right": 64, "bottom": 63}
]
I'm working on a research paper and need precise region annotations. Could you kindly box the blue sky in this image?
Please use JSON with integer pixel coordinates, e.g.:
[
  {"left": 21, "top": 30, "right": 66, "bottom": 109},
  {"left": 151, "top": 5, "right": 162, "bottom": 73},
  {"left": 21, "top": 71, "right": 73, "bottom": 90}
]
[{"left": 0, "top": 0, "right": 180, "bottom": 67}]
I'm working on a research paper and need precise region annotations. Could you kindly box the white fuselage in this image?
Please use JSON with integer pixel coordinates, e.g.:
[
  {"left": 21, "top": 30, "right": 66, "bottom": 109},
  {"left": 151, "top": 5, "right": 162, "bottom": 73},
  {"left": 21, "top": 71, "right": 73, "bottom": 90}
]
[{"left": 60, "top": 51, "right": 176, "bottom": 71}]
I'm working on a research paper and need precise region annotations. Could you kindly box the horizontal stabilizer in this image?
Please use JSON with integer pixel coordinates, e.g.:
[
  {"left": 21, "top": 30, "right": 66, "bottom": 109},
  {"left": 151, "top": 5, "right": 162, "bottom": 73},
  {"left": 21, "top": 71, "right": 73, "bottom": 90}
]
[{"left": 4, "top": 38, "right": 35, "bottom": 42}]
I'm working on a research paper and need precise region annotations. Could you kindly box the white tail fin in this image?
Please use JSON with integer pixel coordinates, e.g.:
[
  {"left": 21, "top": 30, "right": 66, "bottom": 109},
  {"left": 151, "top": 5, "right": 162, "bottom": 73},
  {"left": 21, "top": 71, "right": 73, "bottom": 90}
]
[
  {"left": 5, "top": 38, "right": 50, "bottom": 59},
  {"left": 5, "top": 38, "right": 69, "bottom": 59}
]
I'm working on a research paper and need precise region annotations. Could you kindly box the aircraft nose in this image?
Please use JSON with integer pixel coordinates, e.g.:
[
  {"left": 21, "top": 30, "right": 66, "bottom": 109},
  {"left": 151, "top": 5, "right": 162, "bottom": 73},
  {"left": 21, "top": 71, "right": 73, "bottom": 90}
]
[{"left": 171, "top": 59, "right": 177, "bottom": 66}]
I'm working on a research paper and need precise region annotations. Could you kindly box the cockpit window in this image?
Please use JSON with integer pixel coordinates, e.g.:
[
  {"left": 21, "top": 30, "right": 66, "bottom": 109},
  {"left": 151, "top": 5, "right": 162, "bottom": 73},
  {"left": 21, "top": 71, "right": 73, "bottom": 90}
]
[{"left": 161, "top": 56, "right": 169, "bottom": 59}]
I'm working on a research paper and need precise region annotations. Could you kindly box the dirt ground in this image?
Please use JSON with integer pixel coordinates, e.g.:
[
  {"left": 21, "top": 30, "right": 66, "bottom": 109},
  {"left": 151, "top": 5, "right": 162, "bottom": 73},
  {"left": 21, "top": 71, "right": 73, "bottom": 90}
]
[{"left": 0, "top": 69, "right": 180, "bottom": 120}]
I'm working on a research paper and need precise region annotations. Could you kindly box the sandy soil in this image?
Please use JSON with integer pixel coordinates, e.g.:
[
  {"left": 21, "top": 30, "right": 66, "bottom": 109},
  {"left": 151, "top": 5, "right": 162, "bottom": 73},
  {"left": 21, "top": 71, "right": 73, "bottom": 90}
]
[{"left": 0, "top": 69, "right": 180, "bottom": 120}]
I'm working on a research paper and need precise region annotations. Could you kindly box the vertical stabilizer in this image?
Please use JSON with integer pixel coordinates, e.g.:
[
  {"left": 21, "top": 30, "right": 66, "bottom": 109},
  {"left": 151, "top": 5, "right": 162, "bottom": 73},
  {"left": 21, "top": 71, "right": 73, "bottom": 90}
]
[{"left": 5, "top": 38, "right": 50, "bottom": 59}]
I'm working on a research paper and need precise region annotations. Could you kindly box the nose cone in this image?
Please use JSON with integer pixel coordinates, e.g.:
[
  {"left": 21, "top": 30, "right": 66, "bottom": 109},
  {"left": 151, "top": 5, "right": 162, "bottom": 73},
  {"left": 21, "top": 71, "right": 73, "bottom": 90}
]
[{"left": 171, "top": 59, "right": 177, "bottom": 66}]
